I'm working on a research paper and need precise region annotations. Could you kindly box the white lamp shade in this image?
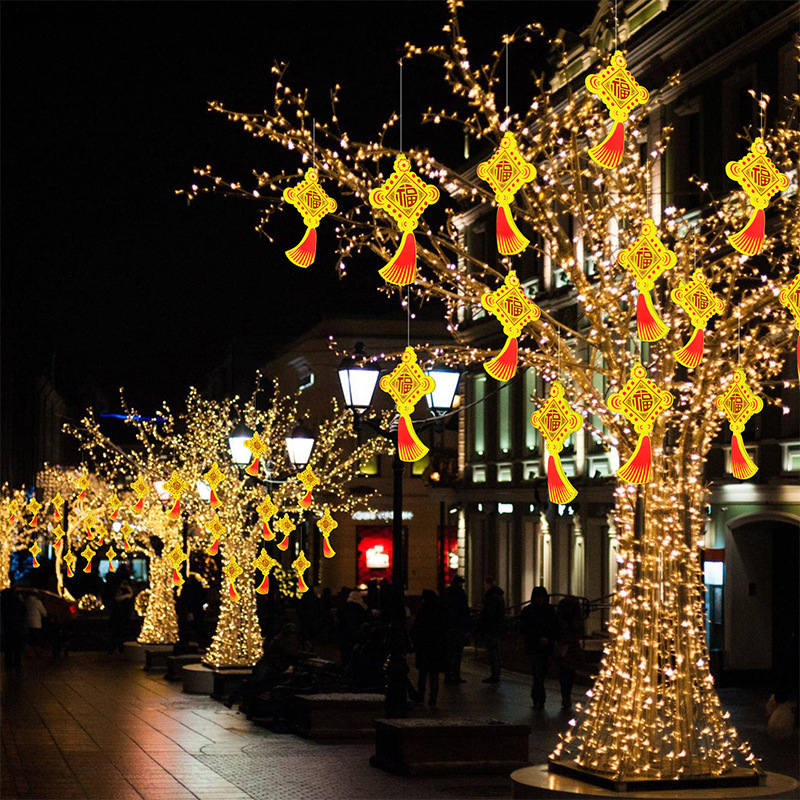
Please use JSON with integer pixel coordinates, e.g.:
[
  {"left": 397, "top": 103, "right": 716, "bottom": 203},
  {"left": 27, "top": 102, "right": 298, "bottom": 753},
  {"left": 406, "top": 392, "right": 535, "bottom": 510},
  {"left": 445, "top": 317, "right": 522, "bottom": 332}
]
[
  {"left": 338, "top": 364, "right": 381, "bottom": 413},
  {"left": 424, "top": 368, "right": 461, "bottom": 413},
  {"left": 228, "top": 435, "right": 251, "bottom": 467},
  {"left": 286, "top": 426, "right": 315, "bottom": 469}
]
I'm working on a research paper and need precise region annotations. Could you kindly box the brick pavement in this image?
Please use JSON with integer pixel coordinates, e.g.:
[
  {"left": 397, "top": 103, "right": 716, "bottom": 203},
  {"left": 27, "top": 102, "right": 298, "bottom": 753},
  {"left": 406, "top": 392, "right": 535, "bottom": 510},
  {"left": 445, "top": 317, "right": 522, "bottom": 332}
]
[{"left": 1, "top": 651, "right": 797, "bottom": 800}]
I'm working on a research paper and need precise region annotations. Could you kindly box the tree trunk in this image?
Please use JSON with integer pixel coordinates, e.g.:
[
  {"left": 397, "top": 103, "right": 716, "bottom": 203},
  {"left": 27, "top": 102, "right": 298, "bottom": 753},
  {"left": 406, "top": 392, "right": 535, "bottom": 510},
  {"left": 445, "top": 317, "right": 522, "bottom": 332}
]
[{"left": 138, "top": 555, "right": 179, "bottom": 645}]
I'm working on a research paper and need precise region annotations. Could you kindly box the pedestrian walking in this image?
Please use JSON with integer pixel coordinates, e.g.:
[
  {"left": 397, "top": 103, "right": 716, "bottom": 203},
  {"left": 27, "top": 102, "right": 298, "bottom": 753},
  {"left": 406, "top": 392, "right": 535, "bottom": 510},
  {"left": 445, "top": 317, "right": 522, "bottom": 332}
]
[
  {"left": 555, "top": 596, "right": 584, "bottom": 709},
  {"left": 23, "top": 589, "right": 48, "bottom": 652},
  {"left": 520, "top": 586, "right": 558, "bottom": 708},
  {"left": 339, "top": 588, "right": 369, "bottom": 667},
  {"left": 442, "top": 576, "right": 471, "bottom": 684},
  {"left": 479, "top": 577, "right": 505, "bottom": 683},
  {"left": 410, "top": 589, "right": 447, "bottom": 706}
]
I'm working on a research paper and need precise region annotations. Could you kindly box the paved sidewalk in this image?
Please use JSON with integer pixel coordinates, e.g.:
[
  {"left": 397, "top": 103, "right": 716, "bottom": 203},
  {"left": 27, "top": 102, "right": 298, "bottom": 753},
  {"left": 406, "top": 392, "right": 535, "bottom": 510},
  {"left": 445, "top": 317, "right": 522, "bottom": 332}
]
[{"left": 1, "top": 652, "right": 797, "bottom": 800}]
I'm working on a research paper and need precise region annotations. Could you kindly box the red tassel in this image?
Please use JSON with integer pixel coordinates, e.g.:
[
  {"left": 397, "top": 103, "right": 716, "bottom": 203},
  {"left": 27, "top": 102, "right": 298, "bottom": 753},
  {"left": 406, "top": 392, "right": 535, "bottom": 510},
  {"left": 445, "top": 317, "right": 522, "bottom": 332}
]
[
  {"left": 285, "top": 226, "right": 317, "bottom": 268},
  {"left": 379, "top": 231, "right": 417, "bottom": 286},
  {"left": 110, "top": 510, "right": 118, "bottom": 521},
  {"left": 83, "top": 561, "right": 92, "bottom": 574},
  {"left": 78, "top": 490, "right": 86, "bottom": 500},
  {"left": 54, "top": 509, "right": 62, "bottom": 521},
  {"left": 298, "top": 574, "right": 309, "bottom": 594},
  {"left": 300, "top": 490, "right": 312, "bottom": 509},
  {"left": 547, "top": 453, "right": 578, "bottom": 505},
  {"left": 133, "top": 497, "right": 144, "bottom": 513},
  {"left": 256, "top": 573, "right": 270, "bottom": 595},
  {"left": 397, "top": 415, "right": 428, "bottom": 463},
  {"left": 484, "top": 336, "right": 518, "bottom": 382},
  {"left": 245, "top": 458, "right": 259, "bottom": 477},
  {"left": 55, "top": 539, "right": 63, "bottom": 552},
  {"left": 107, "top": 559, "right": 116, "bottom": 573},
  {"left": 167, "top": 499, "right": 181, "bottom": 520},
  {"left": 30, "top": 515, "right": 38, "bottom": 527},
  {"left": 728, "top": 208, "right": 765, "bottom": 257},
  {"left": 796, "top": 333, "right": 799, "bottom": 378},
  {"left": 323, "top": 536, "right": 336, "bottom": 558},
  {"left": 588, "top": 121, "right": 625, "bottom": 169},
  {"left": 210, "top": 489, "right": 221, "bottom": 508},
  {"left": 277, "top": 532, "right": 290, "bottom": 551},
  {"left": 66, "top": 564, "right": 74, "bottom": 578},
  {"left": 637, "top": 291, "right": 668, "bottom": 342},
  {"left": 731, "top": 432, "right": 758, "bottom": 480},
  {"left": 675, "top": 327, "right": 704, "bottom": 369},
  {"left": 206, "top": 538, "right": 219, "bottom": 556},
  {"left": 32, "top": 555, "right": 40, "bottom": 568},
  {"left": 496, "top": 204, "right": 529, "bottom": 255},
  {"left": 123, "top": 536, "right": 131, "bottom": 551},
  {"left": 262, "top": 522, "right": 275, "bottom": 541},
  {"left": 229, "top": 582, "right": 240, "bottom": 601},
  {"left": 617, "top": 434, "right": 652, "bottom": 485},
  {"left": 172, "top": 568, "right": 182, "bottom": 586}
]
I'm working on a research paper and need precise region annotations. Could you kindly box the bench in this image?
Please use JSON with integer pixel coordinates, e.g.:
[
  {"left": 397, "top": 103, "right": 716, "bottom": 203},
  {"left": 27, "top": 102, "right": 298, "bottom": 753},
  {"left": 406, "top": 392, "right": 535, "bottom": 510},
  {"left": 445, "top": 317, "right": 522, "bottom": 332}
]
[
  {"left": 165, "top": 653, "right": 202, "bottom": 681},
  {"left": 144, "top": 645, "right": 175, "bottom": 672},
  {"left": 210, "top": 668, "right": 253, "bottom": 702},
  {"left": 290, "top": 693, "right": 384, "bottom": 739}
]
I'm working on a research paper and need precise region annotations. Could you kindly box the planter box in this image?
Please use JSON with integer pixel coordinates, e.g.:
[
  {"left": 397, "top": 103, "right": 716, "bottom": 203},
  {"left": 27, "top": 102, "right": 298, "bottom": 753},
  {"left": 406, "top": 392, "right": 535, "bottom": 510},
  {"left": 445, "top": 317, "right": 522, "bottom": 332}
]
[
  {"left": 144, "top": 645, "right": 175, "bottom": 671},
  {"left": 183, "top": 663, "right": 214, "bottom": 694},
  {"left": 211, "top": 668, "right": 252, "bottom": 702},
  {"left": 371, "top": 718, "right": 530, "bottom": 776},
  {"left": 166, "top": 653, "right": 202, "bottom": 681},
  {"left": 290, "top": 693, "right": 384, "bottom": 739}
]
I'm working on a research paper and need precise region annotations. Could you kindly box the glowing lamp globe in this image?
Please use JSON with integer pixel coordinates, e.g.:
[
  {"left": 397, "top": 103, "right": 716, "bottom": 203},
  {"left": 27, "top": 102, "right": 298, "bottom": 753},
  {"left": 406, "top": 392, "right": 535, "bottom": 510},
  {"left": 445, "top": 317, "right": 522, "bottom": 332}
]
[
  {"left": 337, "top": 342, "right": 381, "bottom": 413},
  {"left": 424, "top": 367, "right": 461, "bottom": 414},
  {"left": 286, "top": 425, "right": 315, "bottom": 470},
  {"left": 228, "top": 421, "right": 253, "bottom": 468}
]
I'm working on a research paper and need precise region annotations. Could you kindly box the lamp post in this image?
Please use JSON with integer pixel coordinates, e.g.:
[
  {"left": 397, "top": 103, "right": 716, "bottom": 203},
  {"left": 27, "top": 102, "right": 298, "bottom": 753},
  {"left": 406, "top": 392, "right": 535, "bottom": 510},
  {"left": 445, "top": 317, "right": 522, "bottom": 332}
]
[
  {"left": 337, "top": 343, "right": 460, "bottom": 718},
  {"left": 285, "top": 424, "right": 316, "bottom": 558}
]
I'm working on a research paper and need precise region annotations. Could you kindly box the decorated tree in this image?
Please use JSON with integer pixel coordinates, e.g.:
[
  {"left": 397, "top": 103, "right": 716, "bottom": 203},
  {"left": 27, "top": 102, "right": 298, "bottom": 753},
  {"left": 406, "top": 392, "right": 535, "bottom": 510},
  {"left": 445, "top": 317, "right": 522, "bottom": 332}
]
[
  {"left": 188, "top": 2, "right": 799, "bottom": 784},
  {"left": 0, "top": 485, "right": 28, "bottom": 591}
]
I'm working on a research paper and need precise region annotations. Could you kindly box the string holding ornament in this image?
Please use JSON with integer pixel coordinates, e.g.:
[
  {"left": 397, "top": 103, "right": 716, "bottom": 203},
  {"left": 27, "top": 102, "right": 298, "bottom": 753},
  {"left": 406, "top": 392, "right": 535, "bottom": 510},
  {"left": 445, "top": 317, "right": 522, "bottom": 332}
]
[
  {"left": 480, "top": 271, "right": 540, "bottom": 381},
  {"left": 379, "top": 347, "right": 435, "bottom": 463},
  {"left": 778, "top": 273, "right": 800, "bottom": 376},
  {"left": 530, "top": 381, "right": 584, "bottom": 504},
  {"left": 608, "top": 363, "right": 673, "bottom": 484},
  {"left": 726, "top": 138, "right": 789, "bottom": 256},
  {"left": 716, "top": 369, "right": 763, "bottom": 480},
  {"left": 283, "top": 169, "right": 337, "bottom": 268},
  {"left": 369, "top": 154, "right": 439, "bottom": 286},
  {"left": 671, "top": 270, "right": 724, "bottom": 368},
  {"left": 477, "top": 132, "right": 536, "bottom": 255},
  {"left": 317, "top": 509, "right": 338, "bottom": 558}
]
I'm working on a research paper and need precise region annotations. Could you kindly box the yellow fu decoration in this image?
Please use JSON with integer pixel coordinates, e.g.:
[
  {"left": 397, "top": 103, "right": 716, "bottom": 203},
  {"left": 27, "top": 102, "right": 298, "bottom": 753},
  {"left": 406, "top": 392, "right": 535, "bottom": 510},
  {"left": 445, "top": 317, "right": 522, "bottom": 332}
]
[
  {"left": 256, "top": 494, "right": 278, "bottom": 541},
  {"left": 530, "top": 381, "right": 584, "bottom": 504},
  {"left": 477, "top": 132, "right": 537, "bottom": 255},
  {"left": 30, "top": 542, "right": 41, "bottom": 568},
  {"left": 53, "top": 524, "right": 65, "bottom": 552},
  {"left": 275, "top": 514, "right": 296, "bottom": 552},
  {"left": 81, "top": 545, "right": 96, "bottom": 573},
  {"left": 671, "top": 271, "right": 724, "bottom": 369},
  {"left": 51, "top": 492, "right": 65, "bottom": 521},
  {"left": 480, "top": 271, "right": 540, "bottom": 382},
  {"left": 317, "top": 509, "right": 338, "bottom": 558},
  {"left": 204, "top": 514, "right": 226, "bottom": 556},
  {"left": 253, "top": 551, "right": 279, "bottom": 595},
  {"left": 244, "top": 432, "right": 267, "bottom": 477},
  {"left": 726, "top": 138, "right": 789, "bottom": 256},
  {"left": 223, "top": 555, "right": 243, "bottom": 602},
  {"left": 120, "top": 521, "right": 133, "bottom": 551},
  {"left": 84, "top": 511, "right": 99, "bottom": 539},
  {"left": 297, "top": 465, "right": 319, "bottom": 509},
  {"left": 292, "top": 550, "right": 311, "bottom": 594},
  {"left": 282, "top": 168, "right": 337, "bottom": 268},
  {"left": 369, "top": 154, "right": 440, "bottom": 286},
  {"left": 716, "top": 369, "right": 763, "bottom": 480},
  {"left": 106, "top": 546, "right": 118, "bottom": 573},
  {"left": 107, "top": 493, "right": 122, "bottom": 521},
  {"left": 63, "top": 550, "right": 76, "bottom": 578},
  {"left": 94, "top": 524, "right": 108, "bottom": 547},
  {"left": 167, "top": 543, "right": 188, "bottom": 587},
  {"left": 585, "top": 50, "right": 649, "bottom": 169},
  {"left": 379, "top": 347, "right": 435, "bottom": 463},
  {"left": 27, "top": 498, "right": 42, "bottom": 527},
  {"left": 76, "top": 472, "right": 90, "bottom": 501},
  {"left": 608, "top": 363, "right": 673, "bottom": 485},
  {"left": 203, "top": 462, "right": 225, "bottom": 508},
  {"left": 618, "top": 219, "right": 675, "bottom": 342},
  {"left": 131, "top": 475, "right": 149, "bottom": 513},
  {"left": 779, "top": 273, "right": 800, "bottom": 376},
  {"left": 162, "top": 471, "right": 189, "bottom": 520}
]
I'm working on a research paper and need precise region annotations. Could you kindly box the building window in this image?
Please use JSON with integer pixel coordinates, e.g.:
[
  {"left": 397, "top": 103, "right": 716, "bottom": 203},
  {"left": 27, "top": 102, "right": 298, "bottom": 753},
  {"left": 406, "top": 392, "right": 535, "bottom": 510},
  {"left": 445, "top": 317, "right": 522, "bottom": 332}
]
[
  {"left": 498, "top": 381, "right": 512, "bottom": 455},
  {"left": 537, "top": 528, "right": 552, "bottom": 589},
  {"left": 473, "top": 376, "right": 486, "bottom": 456},
  {"left": 298, "top": 372, "right": 315, "bottom": 392},
  {"left": 497, "top": 463, "right": 512, "bottom": 483},
  {"left": 559, "top": 458, "right": 577, "bottom": 478},
  {"left": 524, "top": 368, "right": 539, "bottom": 453},
  {"left": 571, "top": 529, "right": 585, "bottom": 597},
  {"left": 781, "top": 442, "right": 800, "bottom": 472},
  {"left": 358, "top": 453, "right": 380, "bottom": 476},
  {"left": 587, "top": 454, "right": 612, "bottom": 477},
  {"left": 607, "top": 530, "right": 619, "bottom": 595},
  {"left": 523, "top": 460, "right": 540, "bottom": 481},
  {"left": 472, "top": 464, "right": 487, "bottom": 484}
]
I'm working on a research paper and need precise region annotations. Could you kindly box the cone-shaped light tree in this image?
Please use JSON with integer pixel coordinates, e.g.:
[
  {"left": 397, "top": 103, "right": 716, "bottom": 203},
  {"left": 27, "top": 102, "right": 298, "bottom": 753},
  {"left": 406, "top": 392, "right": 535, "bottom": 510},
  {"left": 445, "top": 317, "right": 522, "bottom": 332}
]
[
  {"left": 0, "top": 486, "right": 28, "bottom": 591},
  {"left": 188, "top": 1, "right": 799, "bottom": 782}
]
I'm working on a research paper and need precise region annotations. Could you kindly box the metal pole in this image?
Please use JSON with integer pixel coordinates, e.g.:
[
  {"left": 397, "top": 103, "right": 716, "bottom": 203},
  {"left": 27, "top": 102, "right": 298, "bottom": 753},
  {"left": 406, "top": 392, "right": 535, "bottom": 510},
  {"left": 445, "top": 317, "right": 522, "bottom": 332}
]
[{"left": 384, "top": 448, "right": 408, "bottom": 718}]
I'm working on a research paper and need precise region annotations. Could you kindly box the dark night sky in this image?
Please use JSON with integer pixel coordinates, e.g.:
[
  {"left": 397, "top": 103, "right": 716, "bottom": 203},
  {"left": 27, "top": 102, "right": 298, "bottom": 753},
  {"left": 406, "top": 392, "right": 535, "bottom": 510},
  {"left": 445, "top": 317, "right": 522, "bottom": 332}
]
[{"left": 2, "top": 1, "right": 599, "bottom": 414}]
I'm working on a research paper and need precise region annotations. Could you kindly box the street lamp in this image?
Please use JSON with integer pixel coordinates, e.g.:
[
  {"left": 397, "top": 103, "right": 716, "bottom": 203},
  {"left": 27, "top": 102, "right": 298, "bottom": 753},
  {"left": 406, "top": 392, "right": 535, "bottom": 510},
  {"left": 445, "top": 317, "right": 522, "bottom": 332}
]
[
  {"left": 285, "top": 424, "right": 316, "bottom": 471},
  {"left": 228, "top": 421, "right": 253, "bottom": 468},
  {"left": 424, "top": 366, "right": 462, "bottom": 416},
  {"left": 337, "top": 344, "right": 459, "bottom": 719}
]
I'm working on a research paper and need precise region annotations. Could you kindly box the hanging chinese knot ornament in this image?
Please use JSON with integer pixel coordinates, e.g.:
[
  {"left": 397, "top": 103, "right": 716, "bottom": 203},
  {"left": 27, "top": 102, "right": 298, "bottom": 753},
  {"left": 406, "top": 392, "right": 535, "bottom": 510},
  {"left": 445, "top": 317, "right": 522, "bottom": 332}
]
[
  {"left": 223, "top": 555, "right": 243, "bottom": 601},
  {"left": 726, "top": 138, "right": 790, "bottom": 256},
  {"left": 671, "top": 270, "right": 724, "bottom": 369},
  {"left": 167, "top": 543, "right": 188, "bottom": 586},
  {"left": 369, "top": 154, "right": 439, "bottom": 286},
  {"left": 131, "top": 475, "right": 149, "bottom": 513},
  {"left": 63, "top": 550, "right": 76, "bottom": 578},
  {"left": 282, "top": 168, "right": 337, "bottom": 268},
  {"left": 253, "top": 551, "right": 279, "bottom": 595},
  {"left": 120, "top": 522, "right": 133, "bottom": 551},
  {"left": 585, "top": 50, "right": 648, "bottom": 169},
  {"left": 204, "top": 514, "right": 226, "bottom": 556},
  {"left": 256, "top": 494, "right": 278, "bottom": 541},
  {"left": 203, "top": 462, "right": 225, "bottom": 508},
  {"left": 608, "top": 363, "right": 673, "bottom": 484},
  {"left": 779, "top": 273, "right": 800, "bottom": 375},
  {"left": 480, "top": 271, "right": 540, "bottom": 381},
  {"left": 106, "top": 546, "right": 117, "bottom": 573},
  {"left": 716, "top": 369, "right": 763, "bottom": 480},
  {"left": 293, "top": 550, "right": 311, "bottom": 594},
  {"left": 243, "top": 432, "right": 267, "bottom": 477},
  {"left": 297, "top": 465, "right": 319, "bottom": 509},
  {"left": 618, "top": 219, "right": 675, "bottom": 342},
  {"left": 530, "top": 381, "right": 584, "bottom": 504},
  {"left": 162, "top": 471, "right": 188, "bottom": 520},
  {"left": 477, "top": 132, "right": 536, "bottom": 255},
  {"left": 53, "top": 524, "right": 65, "bottom": 552},
  {"left": 317, "top": 509, "right": 338, "bottom": 558},
  {"left": 107, "top": 493, "right": 122, "bottom": 521},
  {"left": 76, "top": 472, "right": 90, "bottom": 501},
  {"left": 81, "top": 545, "right": 96, "bottom": 573},
  {"left": 275, "top": 514, "right": 296, "bottom": 551},
  {"left": 30, "top": 542, "right": 41, "bottom": 568},
  {"left": 26, "top": 498, "right": 42, "bottom": 527},
  {"left": 379, "top": 347, "right": 435, "bottom": 462},
  {"left": 51, "top": 492, "right": 64, "bottom": 522}
]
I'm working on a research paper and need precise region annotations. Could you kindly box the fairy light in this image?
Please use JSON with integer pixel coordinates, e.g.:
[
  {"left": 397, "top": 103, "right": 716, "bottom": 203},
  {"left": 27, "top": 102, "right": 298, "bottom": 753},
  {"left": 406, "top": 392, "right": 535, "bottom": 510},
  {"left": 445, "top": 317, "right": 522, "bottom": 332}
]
[{"left": 0, "top": 485, "right": 29, "bottom": 591}]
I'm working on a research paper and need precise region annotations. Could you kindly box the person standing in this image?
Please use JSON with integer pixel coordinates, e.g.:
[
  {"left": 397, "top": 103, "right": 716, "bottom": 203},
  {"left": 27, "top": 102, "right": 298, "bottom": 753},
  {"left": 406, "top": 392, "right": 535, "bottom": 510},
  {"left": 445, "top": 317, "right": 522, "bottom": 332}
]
[
  {"left": 108, "top": 568, "right": 134, "bottom": 654},
  {"left": 520, "top": 586, "right": 558, "bottom": 709},
  {"left": 442, "top": 576, "right": 471, "bottom": 684},
  {"left": 555, "top": 596, "right": 585, "bottom": 709},
  {"left": 339, "top": 589, "right": 369, "bottom": 667},
  {"left": 480, "top": 577, "right": 505, "bottom": 684},
  {"left": 23, "top": 590, "right": 48, "bottom": 652},
  {"left": 410, "top": 589, "right": 447, "bottom": 706}
]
